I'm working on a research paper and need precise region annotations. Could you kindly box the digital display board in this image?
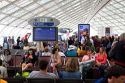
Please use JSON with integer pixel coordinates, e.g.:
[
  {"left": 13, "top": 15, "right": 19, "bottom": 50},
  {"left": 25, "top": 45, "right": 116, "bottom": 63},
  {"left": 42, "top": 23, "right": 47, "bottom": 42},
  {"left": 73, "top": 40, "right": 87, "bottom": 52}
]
[
  {"left": 33, "top": 27, "right": 57, "bottom": 41},
  {"left": 78, "top": 24, "right": 90, "bottom": 42}
]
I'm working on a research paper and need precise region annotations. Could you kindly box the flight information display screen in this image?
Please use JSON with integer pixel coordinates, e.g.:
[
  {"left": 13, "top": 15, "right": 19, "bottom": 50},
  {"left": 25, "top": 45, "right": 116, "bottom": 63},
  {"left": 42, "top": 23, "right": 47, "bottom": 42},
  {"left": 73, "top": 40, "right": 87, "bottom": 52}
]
[{"left": 33, "top": 27, "right": 57, "bottom": 41}]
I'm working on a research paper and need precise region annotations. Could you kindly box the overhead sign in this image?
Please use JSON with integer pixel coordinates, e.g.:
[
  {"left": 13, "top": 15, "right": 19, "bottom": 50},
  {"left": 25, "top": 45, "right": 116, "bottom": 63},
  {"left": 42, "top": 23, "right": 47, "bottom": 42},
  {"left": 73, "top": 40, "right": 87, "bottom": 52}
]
[{"left": 28, "top": 17, "right": 60, "bottom": 27}]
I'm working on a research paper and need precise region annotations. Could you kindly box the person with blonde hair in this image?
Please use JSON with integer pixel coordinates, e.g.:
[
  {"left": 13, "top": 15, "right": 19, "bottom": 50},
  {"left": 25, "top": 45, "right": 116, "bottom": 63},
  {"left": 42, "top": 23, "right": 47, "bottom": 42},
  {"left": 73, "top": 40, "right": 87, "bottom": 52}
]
[{"left": 59, "top": 58, "right": 81, "bottom": 79}]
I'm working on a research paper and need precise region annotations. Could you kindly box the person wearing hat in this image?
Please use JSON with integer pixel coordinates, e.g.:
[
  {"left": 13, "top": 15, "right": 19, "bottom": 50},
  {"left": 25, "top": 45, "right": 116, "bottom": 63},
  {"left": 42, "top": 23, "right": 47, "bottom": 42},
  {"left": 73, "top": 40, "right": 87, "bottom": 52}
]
[{"left": 95, "top": 65, "right": 125, "bottom": 83}]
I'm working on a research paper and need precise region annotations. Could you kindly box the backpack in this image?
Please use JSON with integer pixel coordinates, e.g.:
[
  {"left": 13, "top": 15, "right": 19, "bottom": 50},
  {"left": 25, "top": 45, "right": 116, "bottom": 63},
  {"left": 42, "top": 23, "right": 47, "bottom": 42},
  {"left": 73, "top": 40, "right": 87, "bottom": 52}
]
[{"left": 65, "top": 45, "right": 77, "bottom": 57}]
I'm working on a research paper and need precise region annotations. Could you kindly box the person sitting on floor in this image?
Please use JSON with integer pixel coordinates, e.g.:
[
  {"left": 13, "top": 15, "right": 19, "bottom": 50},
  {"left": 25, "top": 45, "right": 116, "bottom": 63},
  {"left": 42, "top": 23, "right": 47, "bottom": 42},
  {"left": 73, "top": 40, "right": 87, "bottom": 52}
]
[{"left": 28, "top": 60, "right": 58, "bottom": 79}]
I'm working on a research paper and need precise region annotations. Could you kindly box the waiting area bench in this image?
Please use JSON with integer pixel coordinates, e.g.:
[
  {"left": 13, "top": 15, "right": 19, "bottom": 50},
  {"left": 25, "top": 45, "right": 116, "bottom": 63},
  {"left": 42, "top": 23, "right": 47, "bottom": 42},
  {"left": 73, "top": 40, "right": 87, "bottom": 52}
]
[{"left": 2, "top": 78, "right": 97, "bottom": 83}]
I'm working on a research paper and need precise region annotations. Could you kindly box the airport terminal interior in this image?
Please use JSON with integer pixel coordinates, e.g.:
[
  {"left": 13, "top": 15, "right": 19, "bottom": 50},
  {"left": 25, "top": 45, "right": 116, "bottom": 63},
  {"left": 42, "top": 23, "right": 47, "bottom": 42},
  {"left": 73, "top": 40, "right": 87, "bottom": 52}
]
[{"left": 0, "top": 0, "right": 125, "bottom": 83}]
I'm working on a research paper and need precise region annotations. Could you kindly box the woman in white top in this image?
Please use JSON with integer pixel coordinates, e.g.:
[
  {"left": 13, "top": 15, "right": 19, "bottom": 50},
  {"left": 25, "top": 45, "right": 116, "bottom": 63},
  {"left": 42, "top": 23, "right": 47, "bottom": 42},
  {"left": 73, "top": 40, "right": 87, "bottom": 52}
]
[{"left": 0, "top": 49, "right": 12, "bottom": 67}]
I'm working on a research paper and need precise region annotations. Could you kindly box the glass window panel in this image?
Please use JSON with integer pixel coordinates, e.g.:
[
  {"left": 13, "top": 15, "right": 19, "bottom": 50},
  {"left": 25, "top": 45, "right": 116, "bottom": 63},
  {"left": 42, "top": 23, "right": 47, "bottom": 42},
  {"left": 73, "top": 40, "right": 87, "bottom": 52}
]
[
  {"left": 115, "top": 0, "right": 123, "bottom": 2},
  {"left": 2, "top": 4, "right": 17, "bottom": 13},
  {"left": 105, "top": 11, "right": 114, "bottom": 15},
  {"left": 1, "top": 26, "right": 14, "bottom": 36},
  {"left": 54, "top": 12, "right": 63, "bottom": 16},
  {"left": 115, "top": 22, "right": 122, "bottom": 25},
  {"left": 99, "top": 12, "right": 107, "bottom": 16},
  {"left": 0, "top": 17, "right": 16, "bottom": 25},
  {"left": 1, "top": 26, "right": 7, "bottom": 37},
  {"left": 31, "top": 7, "right": 44, "bottom": 15},
  {"left": 56, "top": 0, "right": 63, "bottom": 2},
  {"left": 0, "top": 1, "right": 9, "bottom": 8},
  {"left": 0, "top": 25, "right": 5, "bottom": 33},
  {"left": 106, "top": 16, "right": 113, "bottom": 20},
  {"left": 37, "top": 11, "right": 48, "bottom": 16},
  {"left": 101, "top": 7, "right": 108, "bottom": 12},
  {"left": 113, "top": 3, "right": 123, "bottom": 8},
  {"left": 21, "top": 13, "right": 33, "bottom": 20},
  {"left": 2, "top": 6, "right": 19, "bottom": 14},
  {"left": 110, "top": 20, "right": 118, "bottom": 23},
  {"left": 9, "top": 27, "right": 22, "bottom": 37},
  {"left": 116, "top": 18, "right": 124, "bottom": 22},
  {"left": 12, "top": 9, "right": 27, "bottom": 17},
  {"left": 37, "top": 0, "right": 51, "bottom": 4},
  {"left": 119, "top": 7, "right": 125, "bottom": 12},
  {"left": 106, "top": 5, "right": 116, "bottom": 10},
  {"left": 109, "top": 0, "right": 117, "bottom": 5},
  {"left": 18, "top": 22, "right": 28, "bottom": 28},
  {"left": 112, "top": 15, "right": 120, "bottom": 19},
  {"left": 109, "top": 23, "right": 116, "bottom": 26},
  {"left": 120, "top": 1, "right": 125, "bottom": 5},
  {"left": 119, "top": 19, "right": 125, "bottom": 22},
  {"left": 46, "top": 13, "right": 53, "bottom": 16},
  {"left": 114, "top": 9, "right": 122, "bottom": 13},
  {"left": 47, "top": 6, "right": 58, "bottom": 12},
  {"left": 25, "top": 25, "right": 32, "bottom": 29},
  {"left": 44, "top": 2, "right": 55, "bottom": 8},
  {"left": 8, "top": 0, "right": 16, "bottom": 2},
  {"left": 15, "top": 0, "right": 33, "bottom": 7},
  {"left": 9, "top": 19, "right": 24, "bottom": 26},
  {"left": 0, "top": 14, "right": 6, "bottom": 20},
  {"left": 24, "top": 3, "right": 39, "bottom": 11}
]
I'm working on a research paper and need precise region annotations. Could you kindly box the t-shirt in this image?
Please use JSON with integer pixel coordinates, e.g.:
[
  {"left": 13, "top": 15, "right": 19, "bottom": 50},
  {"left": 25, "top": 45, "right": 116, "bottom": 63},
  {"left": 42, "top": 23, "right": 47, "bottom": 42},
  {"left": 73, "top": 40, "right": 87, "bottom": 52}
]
[
  {"left": 96, "top": 53, "right": 107, "bottom": 64},
  {"left": 42, "top": 52, "right": 51, "bottom": 56},
  {"left": 82, "top": 55, "right": 89, "bottom": 61},
  {"left": 60, "top": 71, "right": 81, "bottom": 79},
  {"left": 28, "top": 71, "right": 57, "bottom": 79}
]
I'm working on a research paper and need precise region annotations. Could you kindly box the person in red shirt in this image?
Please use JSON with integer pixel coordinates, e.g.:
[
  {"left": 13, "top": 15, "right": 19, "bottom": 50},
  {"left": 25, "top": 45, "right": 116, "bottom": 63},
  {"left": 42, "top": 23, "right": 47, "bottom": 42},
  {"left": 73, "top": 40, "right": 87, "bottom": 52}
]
[
  {"left": 96, "top": 47, "right": 107, "bottom": 65},
  {"left": 96, "top": 46, "right": 108, "bottom": 76}
]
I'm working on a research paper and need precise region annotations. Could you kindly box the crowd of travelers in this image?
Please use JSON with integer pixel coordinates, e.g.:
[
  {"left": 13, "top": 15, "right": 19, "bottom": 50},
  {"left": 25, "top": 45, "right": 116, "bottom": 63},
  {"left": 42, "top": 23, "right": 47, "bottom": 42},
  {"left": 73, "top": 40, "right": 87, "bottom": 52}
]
[{"left": 0, "top": 33, "right": 125, "bottom": 83}]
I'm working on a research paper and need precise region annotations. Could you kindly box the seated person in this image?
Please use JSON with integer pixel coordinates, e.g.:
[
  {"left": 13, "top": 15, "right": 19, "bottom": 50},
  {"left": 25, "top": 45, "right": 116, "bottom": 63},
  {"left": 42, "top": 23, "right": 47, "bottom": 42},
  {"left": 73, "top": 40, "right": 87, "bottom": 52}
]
[
  {"left": 59, "top": 58, "right": 81, "bottom": 79},
  {"left": 79, "top": 48, "right": 95, "bottom": 77},
  {"left": 42, "top": 46, "right": 51, "bottom": 56},
  {"left": 77, "top": 44, "right": 87, "bottom": 56},
  {"left": 95, "top": 47, "right": 107, "bottom": 76},
  {"left": 66, "top": 43, "right": 77, "bottom": 57},
  {"left": 22, "top": 49, "right": 37, "bottom": 71},
  {"left": 82, "top": 48, "right": 95, "bottom": 62},
  {"left": 95, "top": 65, "right": 125, "bottom": 83},
  {"left": 0, "top": 49, "right": 12, "bottom": 66},
  {"left": 0, "top": 59, "right": 8, "bottom": 78},
  {"left": 50, "top": 48, "right": 62, "bottom": 72},
  {"left": 28, "top": 60, "right": 57, "bottom": 79}
]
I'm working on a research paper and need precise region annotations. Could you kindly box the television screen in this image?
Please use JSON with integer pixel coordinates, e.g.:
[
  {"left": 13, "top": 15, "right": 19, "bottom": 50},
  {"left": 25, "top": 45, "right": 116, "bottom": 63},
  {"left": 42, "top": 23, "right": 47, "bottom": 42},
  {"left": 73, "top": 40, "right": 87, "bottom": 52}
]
[
  {"left": 33, "top": 27, "right": 57, "bottom": 41},
  {"left": 78, "top": 24, "right": 90, "bottom": 42}
]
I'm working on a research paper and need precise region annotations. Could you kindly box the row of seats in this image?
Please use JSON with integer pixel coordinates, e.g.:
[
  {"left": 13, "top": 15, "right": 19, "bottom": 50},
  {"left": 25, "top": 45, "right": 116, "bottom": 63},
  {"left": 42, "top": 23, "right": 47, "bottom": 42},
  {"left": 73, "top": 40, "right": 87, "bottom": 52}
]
[
  {"left": 3, "top": 78, "right": 97, "bottom": 83},
  {"left": 11, "top": 55, "right": 83, "bottom": 67}
]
